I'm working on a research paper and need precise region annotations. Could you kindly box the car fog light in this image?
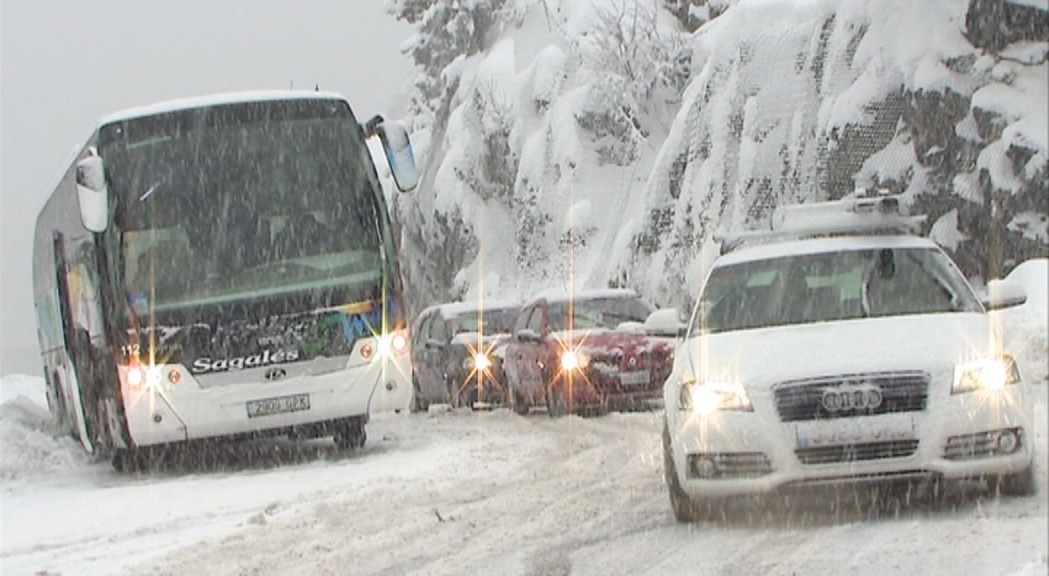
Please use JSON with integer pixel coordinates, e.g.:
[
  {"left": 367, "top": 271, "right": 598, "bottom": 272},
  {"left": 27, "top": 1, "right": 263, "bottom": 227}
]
[
  {"left": 998, "top": 430, "right": 1018, "bottom": 453},
  {"left": 695, "top": 456, "right": 718, "bottom": 479}
]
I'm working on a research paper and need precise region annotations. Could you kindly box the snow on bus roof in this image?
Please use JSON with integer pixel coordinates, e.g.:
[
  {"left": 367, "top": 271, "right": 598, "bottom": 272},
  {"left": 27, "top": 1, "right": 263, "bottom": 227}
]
[
  {"left": 715, "top": 235, "right": 939, "bottom": 267},
  {"left": 99, "top": 90, "right": 352, "bottom": 125}
]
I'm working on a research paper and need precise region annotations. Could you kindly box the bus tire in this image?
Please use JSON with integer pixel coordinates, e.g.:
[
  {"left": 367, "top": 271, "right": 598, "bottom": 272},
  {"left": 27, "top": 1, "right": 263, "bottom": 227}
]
[
  {"left": 49, "top": 370, "right": 75, "bottom": 438},
  {"left": 334, "top": 417, "right": 366, "bottom": 450},
  {"left": 112, "top": 447, "right": 156, "bottom": 473}
]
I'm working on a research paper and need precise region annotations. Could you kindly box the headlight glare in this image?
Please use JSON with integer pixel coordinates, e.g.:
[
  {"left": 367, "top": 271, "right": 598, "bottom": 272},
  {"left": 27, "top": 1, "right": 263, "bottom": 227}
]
[
  {"left": 953, "top": 356, "right": 1019, "bottom": 394},
  {"left": 127, "top": 366, "right": 144, "bottom": 387},
  {"left": 377, "top": 330, "right": 410, "bottom": 359},
  {"left": 560, "top": 350, "right": 587, "bottom": 372},
  {"left": 679, "top": 379, "right": 752, "bottom": 414}
]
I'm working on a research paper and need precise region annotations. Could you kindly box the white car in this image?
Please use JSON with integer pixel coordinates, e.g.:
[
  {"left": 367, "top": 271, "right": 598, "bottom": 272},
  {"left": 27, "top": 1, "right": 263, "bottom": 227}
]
[{"left": 663, "top": 196, "right": 1036, "bottom": 522}]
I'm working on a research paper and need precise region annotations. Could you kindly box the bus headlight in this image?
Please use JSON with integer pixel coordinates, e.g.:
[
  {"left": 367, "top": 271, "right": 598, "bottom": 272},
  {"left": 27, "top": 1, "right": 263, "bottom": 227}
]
[
  {"left": 953, "top": 357, "right": 1019, "bottom": 394},
  {"left": 679, "top": 380, "right": 753, "bottom": 415},
  {"left": 125, "top": 364, "right": 165, "bottom": 390},
  {"left": 377, "top": 330, "right": 409, "bottom": 359}
]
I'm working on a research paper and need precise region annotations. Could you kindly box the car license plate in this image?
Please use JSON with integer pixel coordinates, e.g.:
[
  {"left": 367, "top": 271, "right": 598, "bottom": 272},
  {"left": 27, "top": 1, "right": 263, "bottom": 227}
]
[
  {"left": 619, "top": 370, "right": 651, "bottom": 386},
  {"left": 795, "top": 414, "right": 916, "bottom": 448},
  {"left": 246, "top": 393, "right": 311, "bottom": 418}
]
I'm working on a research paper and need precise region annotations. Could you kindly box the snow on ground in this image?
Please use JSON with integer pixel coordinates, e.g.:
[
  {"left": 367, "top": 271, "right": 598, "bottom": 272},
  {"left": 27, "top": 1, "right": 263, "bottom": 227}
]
[{"left": 1, "top": 264, "right": 1046, "bottom": 575}]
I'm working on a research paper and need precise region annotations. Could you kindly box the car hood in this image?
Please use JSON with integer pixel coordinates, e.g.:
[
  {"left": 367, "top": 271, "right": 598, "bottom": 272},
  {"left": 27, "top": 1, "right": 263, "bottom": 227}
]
[{"left": 675, "top": 313, "right": 1008, "bottom": 391}]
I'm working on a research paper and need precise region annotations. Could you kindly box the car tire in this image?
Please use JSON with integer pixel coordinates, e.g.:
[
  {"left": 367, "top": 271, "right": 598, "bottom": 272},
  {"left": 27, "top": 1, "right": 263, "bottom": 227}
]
[
  {"left": 991, "top": 464, "right": 1037, "bottom": 497},
  {"left": 448, "top": 377, "right": 469, "bottom": 409},
  {"left": 546, "top": 385, "right": 568, "bottom": 418},
  {"left": 510, "top": 389, "right": 530, "bottom": 415},
  {"left": 410, "top": 375, "right": 430, "bottom": 414},
  {"left": 663, "top": 424, "right": 703, "bottom": 523}
]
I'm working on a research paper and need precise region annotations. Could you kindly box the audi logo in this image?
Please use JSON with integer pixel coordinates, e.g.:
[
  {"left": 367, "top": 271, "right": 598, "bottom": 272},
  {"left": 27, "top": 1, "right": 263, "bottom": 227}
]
[
  {"left": 264, "top": 367, "right": 287, "bottom": 381},
  {"left": 821, "top": 383, "right": 883, "bottom": 412}
]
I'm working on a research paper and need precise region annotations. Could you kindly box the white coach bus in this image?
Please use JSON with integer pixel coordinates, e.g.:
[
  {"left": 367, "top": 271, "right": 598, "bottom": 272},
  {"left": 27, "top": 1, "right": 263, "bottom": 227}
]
[{"left": 33, "top": 91, "right": 419, "bottom": 470}]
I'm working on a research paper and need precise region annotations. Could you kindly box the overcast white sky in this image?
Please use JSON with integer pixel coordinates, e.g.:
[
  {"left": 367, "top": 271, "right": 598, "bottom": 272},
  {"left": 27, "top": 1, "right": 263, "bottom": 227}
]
[{"left": 0, "top": 1, "right": 418, "bottom": 375}]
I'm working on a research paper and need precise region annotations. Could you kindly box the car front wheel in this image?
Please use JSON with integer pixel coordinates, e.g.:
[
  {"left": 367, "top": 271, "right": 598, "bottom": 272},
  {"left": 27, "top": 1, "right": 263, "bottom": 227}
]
[
  {"left": 546, "top": 385, "right": 568, "bottom": 418},
  {"left": 663, "top": 424, "right": 702, "bottom": 522},
  {"left": 990, "top": 464, "right": 1037, "bottom": 497},
  {"left": 410, "top": 375, "right": 430, "bottom": 414}
]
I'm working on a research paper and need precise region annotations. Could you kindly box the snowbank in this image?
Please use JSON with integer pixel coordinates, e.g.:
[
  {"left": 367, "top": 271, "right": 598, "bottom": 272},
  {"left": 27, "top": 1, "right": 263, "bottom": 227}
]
[{"left": 0, "top": 375, "right": 86, "bottom": 481}]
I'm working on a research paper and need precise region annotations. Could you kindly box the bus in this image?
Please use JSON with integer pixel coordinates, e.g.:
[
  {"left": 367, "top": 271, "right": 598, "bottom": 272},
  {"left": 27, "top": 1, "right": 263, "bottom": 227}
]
[{"left": 32, "top": 91, "right": 420, "bottom": 470}]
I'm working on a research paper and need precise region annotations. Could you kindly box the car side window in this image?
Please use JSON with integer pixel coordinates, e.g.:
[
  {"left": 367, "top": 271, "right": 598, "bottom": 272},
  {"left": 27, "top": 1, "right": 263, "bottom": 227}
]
[
  {"left": 527, "top": 304, "right": 545, "bottom": 334},
  {"left": 514, "top": 305, "right": 532, "bottom": 334},
  {"left": 434, "top": 316, "right": 450, "bottom": 343}
]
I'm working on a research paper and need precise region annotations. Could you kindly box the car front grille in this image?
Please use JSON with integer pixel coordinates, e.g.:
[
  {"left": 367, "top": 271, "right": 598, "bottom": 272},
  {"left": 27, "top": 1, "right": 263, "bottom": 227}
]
[
  {"left": 585, "top": 348, "right": 673, "bottom": 393},
  {"left": 795, "top": 440, "right": 920, "bottom": 465},
  {"left": 773, "top": 371, "right": 929, "bottom": 422}
]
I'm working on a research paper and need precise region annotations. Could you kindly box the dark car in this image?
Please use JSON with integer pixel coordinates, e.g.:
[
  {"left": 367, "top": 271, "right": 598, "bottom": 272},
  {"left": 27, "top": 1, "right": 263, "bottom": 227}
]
[
  {"left": 409, "top": 300, "right": 519, "bottom": 411},
  {"left": 503, "top": 288, "right": 675, "bottom": 416}
]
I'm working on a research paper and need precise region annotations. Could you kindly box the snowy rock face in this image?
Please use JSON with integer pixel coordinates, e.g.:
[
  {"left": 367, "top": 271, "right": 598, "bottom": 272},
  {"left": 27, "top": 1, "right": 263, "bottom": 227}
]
[{"left": 390, "top": 0, "right": 1047, "bottom": 315}]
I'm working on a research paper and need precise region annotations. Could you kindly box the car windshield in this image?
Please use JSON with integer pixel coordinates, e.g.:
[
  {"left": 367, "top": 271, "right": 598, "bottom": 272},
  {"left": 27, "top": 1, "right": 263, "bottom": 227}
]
[
  {"left": 547, "top": 296, "right": 654, "bottom": 332},
  {"left": 693, "top": 246, "right": 983, "bottom": 335},
  {"left": 453, "top": 308, "right": 517, "bottom": 334}
]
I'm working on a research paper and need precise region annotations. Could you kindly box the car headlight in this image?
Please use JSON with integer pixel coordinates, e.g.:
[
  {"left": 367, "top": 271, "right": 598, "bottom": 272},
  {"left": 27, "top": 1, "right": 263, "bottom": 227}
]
[
  {"left": 560, "top": 350, "right": 588, "bottom": 372},
  {"left": 678, "top": 380, "right": 753, "bottom": 415},
  {"left": 952, "top": 356, "right": 1020, "bottom": 394},
  {"left": 464, "top": 352, "right": 492, "bottom": 371}
]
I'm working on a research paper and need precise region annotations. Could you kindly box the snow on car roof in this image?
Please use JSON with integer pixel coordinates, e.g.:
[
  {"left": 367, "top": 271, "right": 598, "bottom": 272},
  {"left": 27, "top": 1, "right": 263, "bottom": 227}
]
[
  {"left": 429, "top": 299, "right": 520, "bottom": 319},
  {"left": 530, "top": 287, "right": 640, "bottom": 304},
  {"left": 99, "top": 90, "right": 352, "bottom": 125},
  {"left": 715, "top": 234, "right": 939, "bottom": 267}
]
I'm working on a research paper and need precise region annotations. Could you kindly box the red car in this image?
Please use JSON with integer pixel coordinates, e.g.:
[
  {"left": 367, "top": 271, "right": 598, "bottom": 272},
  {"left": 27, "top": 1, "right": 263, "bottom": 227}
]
[{"left": 503, "top": 288, "right": 676, "bottom": 416}]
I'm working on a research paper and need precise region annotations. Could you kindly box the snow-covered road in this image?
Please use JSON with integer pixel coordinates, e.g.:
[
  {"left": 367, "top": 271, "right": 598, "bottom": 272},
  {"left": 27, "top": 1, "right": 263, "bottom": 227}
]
[{"left": 2, "top": 376, "right": 1046, "bottom": 576}]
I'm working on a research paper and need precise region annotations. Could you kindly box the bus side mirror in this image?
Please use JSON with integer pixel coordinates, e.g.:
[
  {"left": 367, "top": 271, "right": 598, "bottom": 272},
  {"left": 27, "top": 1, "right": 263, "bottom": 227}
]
[
  {"left": 367, "top": 116, "right": 419, "bottom": 193},
  {"left": 75, "top": 152, "right": 109, "bottom": 233}
]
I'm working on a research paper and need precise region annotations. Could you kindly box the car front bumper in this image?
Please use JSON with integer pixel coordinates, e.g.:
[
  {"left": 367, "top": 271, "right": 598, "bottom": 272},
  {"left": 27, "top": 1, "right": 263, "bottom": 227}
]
[{"left": 667, "top": 381, "right": 1035, "bottom": 498}]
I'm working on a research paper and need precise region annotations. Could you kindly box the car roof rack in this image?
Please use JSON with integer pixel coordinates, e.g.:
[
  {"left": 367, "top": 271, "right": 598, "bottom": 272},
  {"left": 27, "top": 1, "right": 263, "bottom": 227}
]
[{"left": 716, "top": 193, "right": 927, "bottom": 255}]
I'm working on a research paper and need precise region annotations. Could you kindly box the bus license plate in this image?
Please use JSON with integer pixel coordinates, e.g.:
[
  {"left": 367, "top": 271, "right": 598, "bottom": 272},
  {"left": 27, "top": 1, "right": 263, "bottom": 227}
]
[{"left": 246, "top": 394, "right": 311, "bottom": 418}]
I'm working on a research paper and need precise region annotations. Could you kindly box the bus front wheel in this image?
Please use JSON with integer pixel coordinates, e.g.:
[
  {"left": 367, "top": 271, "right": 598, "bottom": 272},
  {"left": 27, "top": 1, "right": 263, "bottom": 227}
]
[
  {"left": 111, "top": 446, "right": 156, "bottom": 473},
  {"left": 333, "top": 417, "right": 367, "bottom": 451}
]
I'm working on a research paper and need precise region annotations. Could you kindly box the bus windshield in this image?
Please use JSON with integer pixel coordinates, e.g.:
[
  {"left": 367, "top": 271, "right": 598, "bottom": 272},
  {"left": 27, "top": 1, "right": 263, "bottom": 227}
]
[{"left": 99, "top": 98, "right": 393, "bottom": 317}]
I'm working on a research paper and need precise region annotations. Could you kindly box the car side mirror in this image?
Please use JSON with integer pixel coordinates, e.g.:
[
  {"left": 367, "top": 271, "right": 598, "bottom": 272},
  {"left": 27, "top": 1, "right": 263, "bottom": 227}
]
[
  {"left": 644, "top": 308, "right": 686, "bottom": 338},
  {"left": 982, "top": 279, "right": 1027, "bottom": 310},
  {"left": 75, "top": 151, "right": 109, "bottom": 233}
]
